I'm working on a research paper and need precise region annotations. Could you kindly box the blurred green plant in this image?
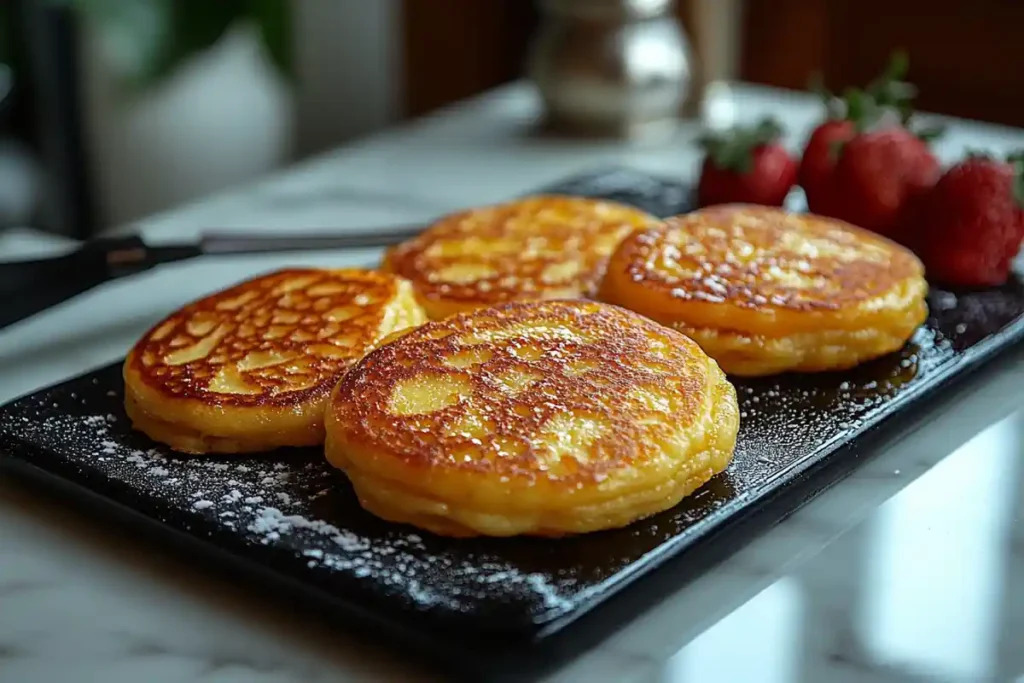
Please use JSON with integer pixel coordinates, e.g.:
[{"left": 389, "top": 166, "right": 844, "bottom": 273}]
[
  {"left": 62, "top": 0, "right": 291, "bottom": 92},
  {"left": 0, "top": 3, "right": 11, "bottom": 67}
]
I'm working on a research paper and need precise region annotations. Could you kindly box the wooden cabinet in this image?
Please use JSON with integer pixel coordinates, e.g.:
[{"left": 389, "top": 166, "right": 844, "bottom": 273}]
[
  {"left": 742, "top": 0, "right": 1024, "bottom": 127},
  {"left": 401, "top": 0, "right": 537, "bottom": 118},
  {"left": 398, "top": 0, "right": 1024, "bottom": 127}
]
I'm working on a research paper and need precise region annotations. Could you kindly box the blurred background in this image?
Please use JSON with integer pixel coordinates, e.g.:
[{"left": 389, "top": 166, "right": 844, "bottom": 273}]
[{"left": 1, "top": 0, "right": 1021, "bottom": 240}]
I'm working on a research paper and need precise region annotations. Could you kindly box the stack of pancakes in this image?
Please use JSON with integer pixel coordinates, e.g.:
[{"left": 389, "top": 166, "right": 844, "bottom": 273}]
[{"left": 125, "top": 196, "right": 927, "bottom": 537}]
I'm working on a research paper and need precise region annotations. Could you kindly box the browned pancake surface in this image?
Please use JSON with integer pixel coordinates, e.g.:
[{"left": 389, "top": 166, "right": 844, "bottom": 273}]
[
  {"left": 599, "top": 205, "right": 929, "bottom": 375},
  {"left": 615, "top": 204, "right": 922, "bottom": 312},
  {"left": 382, "top": 195, "right": 658, "bottom": 316},
  {"left": 128, "top": 268, "right": 412, "bottom": 407},
  {"left": 330, "top": 300, "right": 715, "bottom": 486}
]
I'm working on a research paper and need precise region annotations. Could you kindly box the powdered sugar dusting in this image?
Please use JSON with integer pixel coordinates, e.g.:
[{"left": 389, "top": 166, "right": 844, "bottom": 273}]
[
  {"left": 0, "top": 376, "right": 584, "bottom": 620},
  {"left": 2, "top": 248, "right": 1022, "bottom": 635},
  {"left": 2, "top": 169, "right": 1024, "bottom": 648}
]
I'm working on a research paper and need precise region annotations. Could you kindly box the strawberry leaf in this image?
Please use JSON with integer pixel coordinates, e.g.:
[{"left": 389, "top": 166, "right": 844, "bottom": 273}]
[
  {"left": 1009, "top": 150, "right": 1024, "bottom": 209},
  {"left": 912, "top": 123, "right": 946, "bottom": 144},
  {"left": 880, "top": 50, "right": 909, "bottom": 83},
  {"left": 811, "top": 51, "right": 919, "bottom": 132},
  {"left": 698, "top": 117, "right": 785, "bottom": 175},
  {"left": 964, "top": 148, "right": 992, "bottom": 161},
  {"left": 843, "top": 88, "right": 866, "bottom": 121},
  {"left": 827, "top": 138, "right": 847, "bottom": 161}
]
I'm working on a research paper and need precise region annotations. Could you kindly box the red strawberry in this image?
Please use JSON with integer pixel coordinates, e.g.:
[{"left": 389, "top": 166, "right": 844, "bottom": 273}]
[
  {"left": 799, "top": 119, "right": 856, "bottom": 215},
  {"left": 828, "top": 126, "right": 940, "bottom": 244},
  {"left": 697, "top": 118, "right": 797, "bottom": 208},
  {"left": 915, "top": 153, "right": 1024, "bottom": 287},
  {"left": 798, "top": 51, "right": 939, "bottom": 238}
]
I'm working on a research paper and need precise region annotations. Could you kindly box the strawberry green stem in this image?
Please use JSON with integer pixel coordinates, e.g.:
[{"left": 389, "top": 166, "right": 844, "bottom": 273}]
[{"left": 698, "top": 118, "right": 785, "bottom": 174}]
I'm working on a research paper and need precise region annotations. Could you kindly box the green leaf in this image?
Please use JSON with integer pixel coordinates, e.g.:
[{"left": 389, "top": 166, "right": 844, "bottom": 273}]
[
  {"left": 65, "top": 0, "right": 175, "bottom": 88},
  {"left": 883, "top": 50, "right": 909, "bottom": 82},
  {"left": 248, "top": 0, "right": 291, "bottom": 76},
  {"left": 64, "top": 0, "right": 244, "bottom": 92},
  {"left": 850, "top": 50, "right": 918, "bottom": 126},
  {"left": 63, "top": 0, "right": 291, "bottom": 91},
  {"left": 964, "top": 147, "right": 992, "bottom": 161},
  {"left": 844, "top": 88, "right": 880, "bottom": 132},
  {"left": 1009, "top": 150, "right": 1024, "bottom": 209},
  {"left": 913, "top": 123, "right": 946, "bottom": 143},
  {"left": 697, "top": 118, "right": 782, "bottom": 175},
  {"left": 828, "top": 138, "right": 847, "bottom": 162},
  {"left": 150, "top": 0, "right": 244, "bottom": 84},
  {"left": 754, "top": 117, "right": 784, "bottom": 141},
  {"left": 0, "top": 3, "right": 11, "bottom": 66}
]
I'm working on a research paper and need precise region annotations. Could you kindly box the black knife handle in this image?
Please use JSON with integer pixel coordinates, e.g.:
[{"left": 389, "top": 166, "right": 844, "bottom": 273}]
[{"left": 0, "top": 236, "right": 151, "bottom": 330}]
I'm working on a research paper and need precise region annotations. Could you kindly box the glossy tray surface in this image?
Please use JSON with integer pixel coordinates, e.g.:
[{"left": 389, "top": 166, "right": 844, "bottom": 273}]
[{"left": 2, "top": 167, "right": 1023, "bottom": 649}]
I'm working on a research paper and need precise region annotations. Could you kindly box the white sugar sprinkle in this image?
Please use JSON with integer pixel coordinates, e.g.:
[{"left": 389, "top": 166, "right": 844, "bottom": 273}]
[
  {"left": 25, "top": 407, "right": 596, "bottom": 615},
  {"left": 248, "top": 507, "right": 368, "bottom": 552}
]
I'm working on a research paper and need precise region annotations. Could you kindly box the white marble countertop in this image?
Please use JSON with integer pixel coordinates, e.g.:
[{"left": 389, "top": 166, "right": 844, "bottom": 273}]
[{"left": 2, "top": 82, "right": 1024, "bottom": 683}]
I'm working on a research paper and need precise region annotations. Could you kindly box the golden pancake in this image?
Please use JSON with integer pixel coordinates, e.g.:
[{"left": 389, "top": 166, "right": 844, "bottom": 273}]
[
  {"left": 124, "top": 268, "right": 426, "bottom": 454},
  {"left": 599, "top": 204, "right": 928, "bottom": 376},
  {"left": 325, "top": 300, "right": 739, "bottom": 537},
  {"left": 381, "top": 195, "right": 658, "bottom": 319}
]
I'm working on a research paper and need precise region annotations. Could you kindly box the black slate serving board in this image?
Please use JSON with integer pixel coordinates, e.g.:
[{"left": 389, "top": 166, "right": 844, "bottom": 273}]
[{"left": 3, "top": 167, "right": 1024, "bottom": 681}]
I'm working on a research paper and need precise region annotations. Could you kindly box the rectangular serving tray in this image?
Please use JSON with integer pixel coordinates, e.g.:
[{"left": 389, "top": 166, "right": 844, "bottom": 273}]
[{"left": 3, "top": 168, "right": 1024, "bottom": 681}]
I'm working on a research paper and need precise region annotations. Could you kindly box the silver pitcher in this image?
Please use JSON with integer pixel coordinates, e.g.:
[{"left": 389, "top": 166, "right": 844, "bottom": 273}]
[{"left": 527, "top": 0, "right": 693, "bottom": 140}]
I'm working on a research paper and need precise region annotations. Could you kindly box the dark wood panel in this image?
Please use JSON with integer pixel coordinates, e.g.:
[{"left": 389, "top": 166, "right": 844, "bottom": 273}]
[
  {"left": 827, "top": 0, "right": 1024, "bottom": 125},
  {"left": 742, "top": 0, "right": 1024, "bottom": 127},
  {"left": 402, "top": 0, "right": 1024, "bottom": 127},
  {"left": 400, "top": 0, "right": 538, "bottom": 118},
  {"left": 740, "top": 0, "right": 827, "bottom": 91}
]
